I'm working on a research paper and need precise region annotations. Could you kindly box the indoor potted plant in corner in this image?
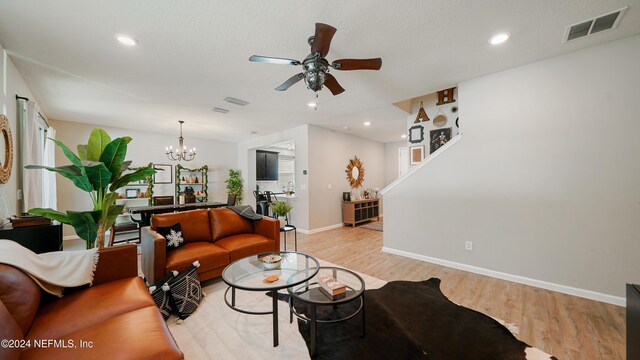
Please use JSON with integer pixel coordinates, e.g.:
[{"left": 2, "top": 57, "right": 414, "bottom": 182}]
[
  {"left": 25, "top": 128, "right": 156, "bottom": 249},
  {"left": 270, "top": 201, "right": 292, "bottom": 229},
  {"left": 225, "top": 169, "right": 243, "bottom": 206}
]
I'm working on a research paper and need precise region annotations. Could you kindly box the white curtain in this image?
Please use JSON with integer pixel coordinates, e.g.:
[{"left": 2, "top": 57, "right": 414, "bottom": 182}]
[
  {"left": 42, "top": 127, "right": 57, "bottom": 209},
  {"left": 22, "top": 101, "right": 44, "bottom": 211}
]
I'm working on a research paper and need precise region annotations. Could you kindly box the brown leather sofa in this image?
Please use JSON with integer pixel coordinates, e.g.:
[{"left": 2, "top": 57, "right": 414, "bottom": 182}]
[
  {"left": 0, "top": 244, "right": 183, "bottom": 360},
  {"left": 141, "top": 208, "right": 280, "bottom": 284}
]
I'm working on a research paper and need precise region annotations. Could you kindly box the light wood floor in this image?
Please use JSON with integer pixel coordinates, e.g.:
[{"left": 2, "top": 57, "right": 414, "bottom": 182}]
[{"left": 286, "top": 225, "right": 625, "bottom": 360}]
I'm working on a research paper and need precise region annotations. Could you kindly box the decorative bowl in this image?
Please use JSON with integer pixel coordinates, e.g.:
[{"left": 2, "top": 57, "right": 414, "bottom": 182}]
[{"left": 260, "top": 254, "right": 282, "bottom": 269}]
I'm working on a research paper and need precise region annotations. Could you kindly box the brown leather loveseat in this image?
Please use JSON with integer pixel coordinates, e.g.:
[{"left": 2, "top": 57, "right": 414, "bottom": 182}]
[
  {"left": 0, "top": 244, "right": 183, "bottom": 360},
  {"left": 141, "top": 208, "right": 279, "bottom": 284}
]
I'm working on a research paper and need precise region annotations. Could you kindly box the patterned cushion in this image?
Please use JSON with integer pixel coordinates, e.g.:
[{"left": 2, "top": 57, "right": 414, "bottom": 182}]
[
  {"left": 166, "top": 261, "right": 204, "bottom": 320},
  {"left": 148, "top": 271, "right": 178, "bottom": 320},
  {"left": 156, "top": 223, "right": 185, "bottom": 250}
]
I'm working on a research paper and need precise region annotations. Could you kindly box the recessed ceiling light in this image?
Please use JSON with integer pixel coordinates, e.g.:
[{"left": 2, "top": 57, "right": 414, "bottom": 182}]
[
  {"left": 343, "top": 126, "right": 350, "bottom": 130},
  {"left": 307, "top": 102, "right": 317, "bottom": 107},
  {"left": 115, "top": 34, "right": 138, "bottom": 46},
  {"left": 401, "top": 134, "right": 407, "bottom": 138},
  {"left": 489, "top": 32, "right": 510, "bottom": 45},
  {"left": 364, "top": 121, "right": 371, "bottom": 126}
]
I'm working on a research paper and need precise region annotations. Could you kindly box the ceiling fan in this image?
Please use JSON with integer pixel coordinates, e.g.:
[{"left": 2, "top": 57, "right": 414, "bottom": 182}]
[{"left": 249, "top": 23, "right": 382, "bottom": 96}]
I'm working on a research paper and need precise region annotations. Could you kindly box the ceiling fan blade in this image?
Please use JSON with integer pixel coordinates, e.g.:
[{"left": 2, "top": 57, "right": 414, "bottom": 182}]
[
  {"left": 310, "top": 23, "right": 337, "bottom": 57},
  {"left": 331, "top": 58, "right": 382, "bottom": 71},
  {"left": 275, "top": 73, "right": 304, "bottom": 91},
  {"left": 249, "top": 55, "right": 301, "bottom": 66},
  {"left": 323, "top": 74, "right": 345, "bottom": 95}
]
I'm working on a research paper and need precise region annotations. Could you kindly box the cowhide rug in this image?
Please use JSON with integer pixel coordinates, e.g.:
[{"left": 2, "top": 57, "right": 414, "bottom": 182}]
[
  {"left": 167, "top": 261, "right": 555, "bottom": 360},
  {"left": 278, "top": 278, "right": 557, "bottom": 360}
]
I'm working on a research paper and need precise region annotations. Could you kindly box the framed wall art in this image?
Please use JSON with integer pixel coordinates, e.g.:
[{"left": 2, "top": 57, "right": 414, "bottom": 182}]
[
  {"left": 125, "top": 188, "right": 139, "bottom": 199},
  {"left": 408, "top": 125, "right": 424, "bottom": 144},
  {"left": 410, "top": 145, "right": 424, "bottom": 165},
  {"left": 430, "top": 128, "right": 452, "bottom": 154},
  {"left": 153, "top": 164, "right": 173, "bottom": 184}
]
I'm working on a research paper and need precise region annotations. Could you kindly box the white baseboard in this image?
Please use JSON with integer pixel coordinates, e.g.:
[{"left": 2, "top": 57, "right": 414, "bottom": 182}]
[
  {"left": 381, "top": 246, "right": 625, "bottom": 307},
  {"left": 298, "top": 223, "right": 343, "bottom": 235}
]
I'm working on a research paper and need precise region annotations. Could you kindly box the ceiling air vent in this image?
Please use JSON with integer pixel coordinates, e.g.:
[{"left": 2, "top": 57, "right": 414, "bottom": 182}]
[
  {"left": 564, "top": 7, "right": 627, "bottom": 42},
  {"left": 212, "top": 107, "right": 229, "bottom": 113},
  {"left": 223, "top": 97, "right": 249, "bottom": 106}
]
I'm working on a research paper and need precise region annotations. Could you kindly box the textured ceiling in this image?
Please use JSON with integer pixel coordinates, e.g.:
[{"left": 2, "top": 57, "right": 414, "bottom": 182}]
[{"left": 1, "top": 0, "right": 639, "bottom": 144}]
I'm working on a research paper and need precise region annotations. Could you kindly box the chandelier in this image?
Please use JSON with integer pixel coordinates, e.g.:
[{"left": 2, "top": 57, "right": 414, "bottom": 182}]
[{"left": 165, "top": 120, "right": 196, "bottom": 161}]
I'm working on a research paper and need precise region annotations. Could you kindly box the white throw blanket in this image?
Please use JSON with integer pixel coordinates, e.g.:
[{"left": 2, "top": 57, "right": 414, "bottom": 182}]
[{"left": 0, "top": 240, "right": 98, "bottom": 297}]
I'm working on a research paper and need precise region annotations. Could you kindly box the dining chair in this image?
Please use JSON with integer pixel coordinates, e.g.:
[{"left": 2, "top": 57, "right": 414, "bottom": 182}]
[{"left": 153, "top": 196, "right": 175, "bottom": 206}]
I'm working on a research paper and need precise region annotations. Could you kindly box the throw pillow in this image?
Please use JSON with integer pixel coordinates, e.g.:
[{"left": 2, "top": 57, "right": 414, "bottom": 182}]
[
  {"left": 156, "top": 223, "right": 184, "bottom": 249},
  {"left": 148, "top": 271, "right": 178, "bottom": 320},
  {"left": 167, "top": 261, "right": 204, "bottom": 320}
]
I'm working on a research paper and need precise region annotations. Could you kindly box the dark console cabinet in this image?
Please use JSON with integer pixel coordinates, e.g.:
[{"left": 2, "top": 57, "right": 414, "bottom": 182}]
[
  {"left": 0, "top": 223, "right": 63, "bottom": 253},
  {"left": 256, "top": 150, "right": 279, "bottom": 181},
  {"left": 628, "top": 284, "right": 640, "bottom": 360}
]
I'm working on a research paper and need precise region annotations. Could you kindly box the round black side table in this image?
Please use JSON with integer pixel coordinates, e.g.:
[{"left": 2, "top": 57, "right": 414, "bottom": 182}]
[{"left": 287, "top": 266, "right": 365, "bottom": 357}]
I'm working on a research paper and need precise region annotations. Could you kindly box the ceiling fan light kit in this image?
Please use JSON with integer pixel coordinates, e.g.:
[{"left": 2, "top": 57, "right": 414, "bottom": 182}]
[{"left": 249, "top": 23, "right": 382, "bottom": 96}]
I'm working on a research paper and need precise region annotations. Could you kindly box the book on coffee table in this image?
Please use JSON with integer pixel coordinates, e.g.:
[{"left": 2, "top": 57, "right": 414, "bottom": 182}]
[
  {"left": 318, "top": 275, "right": 346, "bottom": 297},
  {"left": 319, "top": 287, "right": 347, "bottom": 300}
]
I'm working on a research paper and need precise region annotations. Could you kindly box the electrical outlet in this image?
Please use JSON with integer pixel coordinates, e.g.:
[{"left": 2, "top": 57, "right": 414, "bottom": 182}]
[
  {"left": 327, "top": 184, "right": 332, "bottom": 190},
  {"left": 465, "top": 241, "right": 473, "bottom": 251}
]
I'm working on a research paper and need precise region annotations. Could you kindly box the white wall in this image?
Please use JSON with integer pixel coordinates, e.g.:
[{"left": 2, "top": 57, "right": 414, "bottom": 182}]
[
  {"left": 0, "top": 43, "right": 41, "bottom": 217},
  {"left": 239, "top": 124, "right": 387, "bottom": 232},
  {"left": 308, "top": 125, "right": 386, "bottom": 230},
  {"left": 383, "top": 34, "right": 640, "bottom": 301},
  {"left": 51, "top": 120, "right": 238, "bottom": 236},
  {"left": 238, "top": 125, "right": 310, "bottom": 230},
  {"left": 385, "top": 141, "right": 405, "bottom": 185}
]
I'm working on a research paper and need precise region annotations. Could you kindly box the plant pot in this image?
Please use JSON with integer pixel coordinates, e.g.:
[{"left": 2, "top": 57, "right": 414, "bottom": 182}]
[{"left": 278, "top": 216, "right": 286, "bottom": 229}]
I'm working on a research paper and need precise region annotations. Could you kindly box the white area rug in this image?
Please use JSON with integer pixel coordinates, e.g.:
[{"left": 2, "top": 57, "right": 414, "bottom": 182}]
[{"left": 167, "top": 260, "right": 386, "bottom": 360}]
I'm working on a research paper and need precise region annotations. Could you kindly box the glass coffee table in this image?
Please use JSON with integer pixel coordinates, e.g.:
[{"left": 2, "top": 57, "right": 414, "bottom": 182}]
[
  {"left": 222, "top": 251, "right": 319, "bottom": 347},
  {"left": 287, "top": 267, "right": 365, "bottom": 357}
]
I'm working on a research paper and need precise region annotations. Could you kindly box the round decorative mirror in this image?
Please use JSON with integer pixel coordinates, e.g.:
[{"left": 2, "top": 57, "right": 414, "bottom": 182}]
[
  {"left": 0, "top": 115, "right": 13, "bottom": 184},
  {"left": 345, "top": 156, "right": 365, "bottom": 188},
  {"left": 433, "top": 114, "right": 448, "bottom": 128}
]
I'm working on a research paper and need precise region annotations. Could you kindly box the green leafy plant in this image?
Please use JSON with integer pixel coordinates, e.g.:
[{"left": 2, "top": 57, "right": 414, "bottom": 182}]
[
  {"left": 271, "top": 201, "right": 292, "bottom": 217},
  {"left": 225, "top": 169, "right": 243, "bottom": 205},
  {"left": 26, "top": 129, "right": 155, "bottom": 249}
]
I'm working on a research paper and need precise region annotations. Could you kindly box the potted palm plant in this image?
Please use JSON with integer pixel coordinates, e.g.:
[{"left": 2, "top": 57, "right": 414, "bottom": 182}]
[
  {"left": 26, "top": 128, "right": 155, "bottom": 249},
  {"left": 225, "top": 169, "right": 243, "bottom": 205},
  {"left": 270, "top": 201, "right": 292, "bottom": 229}
]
